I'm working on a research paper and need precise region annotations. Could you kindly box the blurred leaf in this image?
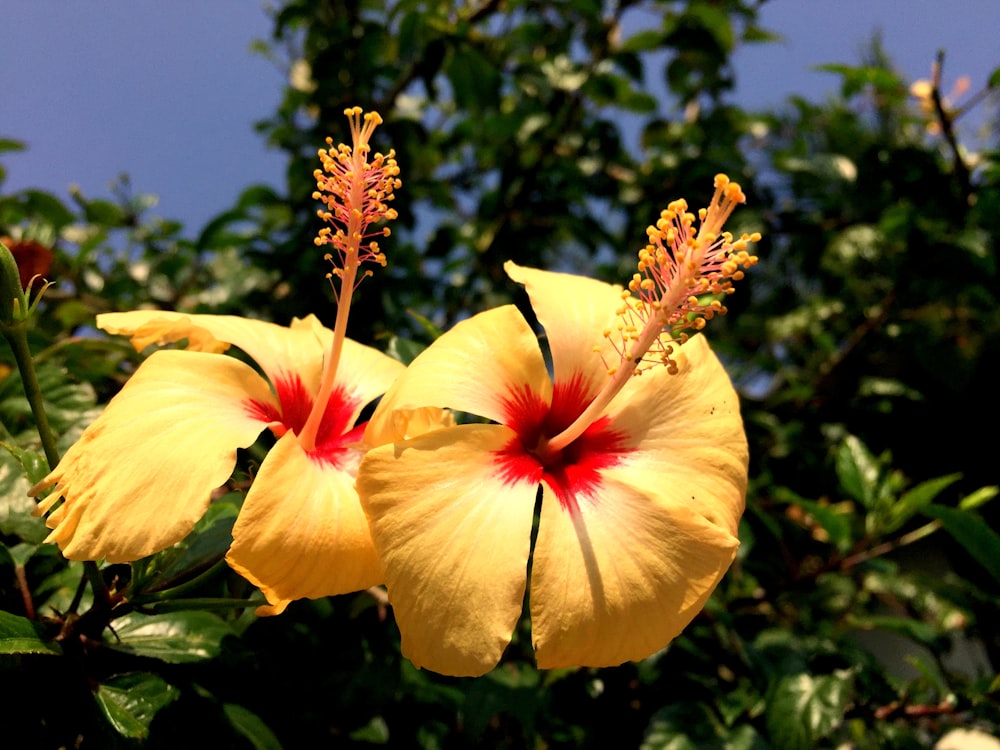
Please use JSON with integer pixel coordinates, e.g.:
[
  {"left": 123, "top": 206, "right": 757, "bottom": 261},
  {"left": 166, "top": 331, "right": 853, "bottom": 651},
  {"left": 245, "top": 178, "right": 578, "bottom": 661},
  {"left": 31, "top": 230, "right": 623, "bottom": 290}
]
[
  {"left": 349, "top": 716, "right": 390, "bottom": 743},
  {"left": 0, "top": 138, "right": 26, "bottom": 154},
  {"left": 642, "top": 701, "right": 768, "bottom": 750},
  {"left": 384, "top": 335, "right": 426, "bottom": 365},
  {"left": 95, "top": 672, "right": 180, "bottom": 740},
  {"left": 0, "top": 610, "right": 61, "bottom": 655},
  {"left": 765, "top": 671, "right": 853, "bottom": 750},
  {"left": 0, "top": 444, "right": 49, "bottom": 543},
  {"left": 835, "top": 435, "right": 880, "bottom": 509},
  {"left": 921, "top": 505, "right": 1000, "bottom": 582},
  {"left": 816, "top": 63, "right": 902, "bottom": 98},
  {"left": 619, "top": 29, "right": 664, "bottom": 53},
  {"left": 958, "top": 485, "right": 999, "bottom": 511},
  {"left": 885, "top": 473, "right": 961, "bottom": 534},
  {"left": 846, "top": 614, "right": 939, "bottom": 645},
  {"left": 107, "top": 611, "right": 234, "bottom": 663},
  {"left": 464, "top": 665, "right": 540, "bottom": 742},
  {"left": 223, "top": 702, "right": 284, "bottom": 750},
  {"left": 988, "top": 65, "right": 1000, "bottom": 89}
]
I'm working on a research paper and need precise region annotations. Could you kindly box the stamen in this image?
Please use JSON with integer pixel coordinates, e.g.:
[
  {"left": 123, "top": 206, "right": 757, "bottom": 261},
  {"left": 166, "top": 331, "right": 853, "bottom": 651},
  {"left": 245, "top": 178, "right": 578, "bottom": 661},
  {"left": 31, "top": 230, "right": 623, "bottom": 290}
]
[
  {"left": 542, "top": 175, "right": 759, "bottom": 456},
  {"left": 299, "top": 107, "right": 400, "bottom": 452}
]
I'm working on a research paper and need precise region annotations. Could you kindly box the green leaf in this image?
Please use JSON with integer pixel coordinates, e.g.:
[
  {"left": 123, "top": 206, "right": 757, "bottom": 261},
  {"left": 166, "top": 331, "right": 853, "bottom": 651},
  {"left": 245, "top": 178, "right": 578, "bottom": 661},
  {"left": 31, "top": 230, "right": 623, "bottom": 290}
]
[
  {"left": 223, "top": 703, "right": 284, "bottom": 750},
  {"left": 95, "top": 672, "right": 180, "bottom": 740},
  {"left": 765, "top": 671, "right": 853, "bottom": 750},
  {"left": 0, "top": 444, "right": 49, "bottom": 543},
  {"left": 776, "top": 489, "right": 853, "bottom": 552},
  {"left": 384, "top": 335, "right": 426, "bottom": 365},
  {"left": 885, "top": 473, "right": 961, "bottom": 533},
  {"left": 846, "top": 614, "right": 939, "bottom": 645},
  {"left": 0, "top": 609, "right": 61, "bottom": 655},
  {"left": 107, "top": 611, "right": 234, "bottom": 663},
  {"left": 131, "top": 496, "right": 239, "bottom": 594},
  {"left": 349, "top": 716, "right": 390, "bottom": 743},
  {"left": 921, "top": 505, "right": 1000, "bottom": 582},
  {"left": 835, "top": 435, "right": 881, "bottom": 509},
  {"left": 988, "top": 64, "right": 1000, "bottom": 89},
  {"left": 0, "top": 138, "right": 26, "bottom": 154},
  {"left": 959, "top": 485, "right": 999, "bottom": 511},
  {"left": 445, "top": 46, "right": 499, "bottom": 112},
  {"left": 619, "top": 29, "right": 663, "bottom": 53}
]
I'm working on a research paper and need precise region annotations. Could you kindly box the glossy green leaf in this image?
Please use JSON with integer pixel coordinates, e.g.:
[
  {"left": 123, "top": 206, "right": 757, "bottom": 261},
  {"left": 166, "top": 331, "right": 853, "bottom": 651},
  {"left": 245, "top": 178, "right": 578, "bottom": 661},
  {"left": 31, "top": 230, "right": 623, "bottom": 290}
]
[
  {"left": 0, "top": 609, "right": 61, "bottom": 655},
  {"left": 107, "top": 611, "right": 234, "bottom": 663},
  {"left": 95, "top": 672, "right": 180, "bottom": 740},
  {"left": 765, "top": 671, "right": 853, "bottom": 750}
]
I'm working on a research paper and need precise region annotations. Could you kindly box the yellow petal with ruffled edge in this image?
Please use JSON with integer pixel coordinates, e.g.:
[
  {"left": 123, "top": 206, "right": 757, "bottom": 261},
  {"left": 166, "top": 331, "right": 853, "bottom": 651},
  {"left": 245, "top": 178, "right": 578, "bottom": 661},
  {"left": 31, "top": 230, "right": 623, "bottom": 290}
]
[
  {"left": 530, "top": 475, "right": 739, "bottom": 669},
  {"left": 504, "top": 261, "right": 624, "bottom": 403},
  {"left": 364, "top": 305, "right": 549, "bottom": 448},
  {"left": 226, "top": 432, "right": 381, "bottom": 615},
  {"left": 529, "top": 334, "right": 747, "bottom": 668},
  {"left": 358, "top": 424, "right": 538, "bottom": 677},
  {"left": 31, "top": 350, "right": 278, "bottom": 562},
  {"left": 98, "top": 311, "right": 325, "bottom": 395},
  {"left": 606, "top": 335, "right": 748, "bottom": 535}
]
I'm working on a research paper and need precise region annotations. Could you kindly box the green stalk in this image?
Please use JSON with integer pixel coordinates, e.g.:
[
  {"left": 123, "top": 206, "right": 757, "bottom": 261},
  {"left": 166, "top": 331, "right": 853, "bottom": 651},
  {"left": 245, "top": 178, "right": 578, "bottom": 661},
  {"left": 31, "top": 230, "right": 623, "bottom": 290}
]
[{"left": 3, "top": 323, "right": 61, "bottom": 470}]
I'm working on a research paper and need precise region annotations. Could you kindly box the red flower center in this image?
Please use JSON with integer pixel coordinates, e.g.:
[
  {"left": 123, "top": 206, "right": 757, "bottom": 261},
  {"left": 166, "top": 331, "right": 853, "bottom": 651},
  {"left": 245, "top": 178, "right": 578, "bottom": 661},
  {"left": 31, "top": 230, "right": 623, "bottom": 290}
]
[
  {"left": 495, "top": 373, "right": 632, "bottom": 514},
  {"left": 245, "top": 373, "right": 363, "bottom": 467}
]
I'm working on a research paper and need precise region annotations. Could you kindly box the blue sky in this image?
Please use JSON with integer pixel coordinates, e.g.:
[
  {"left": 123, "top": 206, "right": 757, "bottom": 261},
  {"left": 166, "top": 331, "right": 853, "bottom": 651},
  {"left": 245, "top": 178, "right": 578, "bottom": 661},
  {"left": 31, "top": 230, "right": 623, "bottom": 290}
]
[{"left": 2, "top": 1, "right": 997, "bottom": 235}]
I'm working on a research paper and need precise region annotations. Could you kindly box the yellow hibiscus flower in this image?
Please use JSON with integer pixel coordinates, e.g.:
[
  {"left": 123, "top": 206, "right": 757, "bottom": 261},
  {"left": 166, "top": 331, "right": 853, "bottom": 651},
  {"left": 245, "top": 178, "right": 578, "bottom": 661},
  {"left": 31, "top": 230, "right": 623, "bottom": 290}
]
[
  {"left": 32, "top": 108, "right": 406, "bottom": 614},
  {"left": 357, "top": 177, "right": 759, "bottom": 676}
]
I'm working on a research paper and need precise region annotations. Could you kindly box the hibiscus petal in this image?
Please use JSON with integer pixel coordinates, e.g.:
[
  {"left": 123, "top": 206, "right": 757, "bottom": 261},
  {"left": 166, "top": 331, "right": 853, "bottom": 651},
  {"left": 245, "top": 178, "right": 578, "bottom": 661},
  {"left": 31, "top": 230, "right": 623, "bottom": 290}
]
[
  {"left": 530, "top": 475, "right": 739, "bottom": 669},
  {"left": 357, "top": 424, "right": 538, "bottom": 676},
  {"left": 31, "top": 350, "right": 277, "bottom": 562},
  {"left": 98, "top": 312, "right": 403, "bottom": 425},
  {"left": 226, "top": 432, "right": 381, "bottom": 615},
  {"left": 98, "top": 311, "right": 325, "bottom": 394},
  {"left": 364, "top": 306, "right": 550, "bottom": 447},
  {"left": 605, "top": 334, "right": 749, "bottom": 535},
  {"left": 530, "top": 334, "right": 747, "bottom": 669},
  {"left": 505, "top": 261, "right": 624, "bottom": 401}
]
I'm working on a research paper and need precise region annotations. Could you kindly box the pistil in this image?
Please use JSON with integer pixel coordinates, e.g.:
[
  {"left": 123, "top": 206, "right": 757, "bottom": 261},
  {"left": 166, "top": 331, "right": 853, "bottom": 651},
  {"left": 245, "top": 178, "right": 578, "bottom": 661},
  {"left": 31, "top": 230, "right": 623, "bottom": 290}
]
[
  {"left": 298, "top": 108, "right": 400, "bottom": 452},
  {"left": 538, "top": 175, "right": 759, "bottom": 456}
]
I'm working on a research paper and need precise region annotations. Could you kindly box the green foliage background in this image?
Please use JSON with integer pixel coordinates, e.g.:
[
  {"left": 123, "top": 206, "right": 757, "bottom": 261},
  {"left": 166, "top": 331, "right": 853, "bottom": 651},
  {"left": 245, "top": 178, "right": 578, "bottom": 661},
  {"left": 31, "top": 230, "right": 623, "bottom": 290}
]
[{"left": 1, "top": 1, "right": 999, "bottom": 747}]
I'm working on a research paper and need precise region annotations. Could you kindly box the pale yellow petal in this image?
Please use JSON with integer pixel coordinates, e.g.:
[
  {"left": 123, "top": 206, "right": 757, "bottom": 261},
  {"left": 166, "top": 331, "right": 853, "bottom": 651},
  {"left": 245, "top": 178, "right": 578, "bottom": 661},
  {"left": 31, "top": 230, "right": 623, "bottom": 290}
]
[
  {"left": 357, "top": 425, "right": 537, "bottom": 676},
  {"left": 530, "top": 475, "right": 739, "bottom": 669},
  {"left": 529, "top": 333, "right": 747, "bottom": 669},
  {"left": 604, "top": 334, "right": 748, "bottom": 535},
  {"left": 98, "top": 311, "right": 327, "bottom": 396},
  {"left": 98, "top": 312, "right": 404, "bottom": 426},
  {"left": 31, "top": 350, "right": 277, "bottom": 562},
  {"left": 364, "top": 306, "right": 550, "bottom": 447},
  {"left": 505, "top": 261, "right": 624, "bottom": 400},
  {"left": 226, "top": 432, "right": 381, "bottom": 615}
]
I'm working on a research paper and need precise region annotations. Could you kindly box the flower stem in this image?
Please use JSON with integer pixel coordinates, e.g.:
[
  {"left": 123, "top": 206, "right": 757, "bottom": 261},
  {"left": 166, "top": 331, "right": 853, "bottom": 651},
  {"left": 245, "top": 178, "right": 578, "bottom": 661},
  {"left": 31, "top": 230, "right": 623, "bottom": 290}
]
[{"left": 2, "top": 323, "right": 61, "bottom": 471}]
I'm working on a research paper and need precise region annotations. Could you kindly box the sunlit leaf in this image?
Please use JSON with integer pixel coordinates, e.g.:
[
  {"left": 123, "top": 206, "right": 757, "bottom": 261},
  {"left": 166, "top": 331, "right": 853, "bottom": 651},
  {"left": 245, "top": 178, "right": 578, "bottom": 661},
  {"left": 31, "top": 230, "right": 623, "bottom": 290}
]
[
  {"left": 835, "top": 435, "right": 880, "bottom": 509},
  {"left": 765, "top": 671, "right": 853, "bottom": 750},
  {"left": 107, "top": 611, "right": 234, "bottom": 663},
  {"left": 0, "top": 610, "right": 61, "bottom": 655}
]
